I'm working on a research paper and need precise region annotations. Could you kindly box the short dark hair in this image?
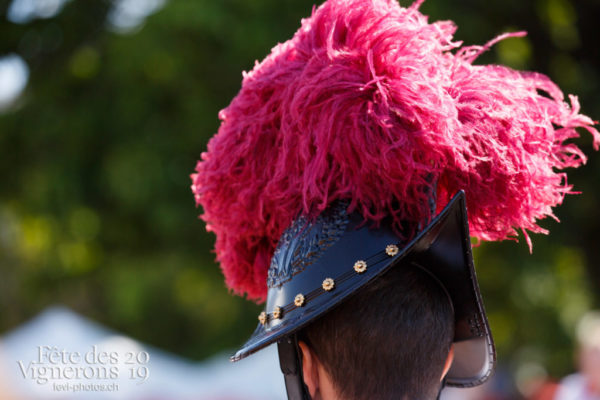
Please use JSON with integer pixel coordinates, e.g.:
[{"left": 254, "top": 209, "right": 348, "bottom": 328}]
[{"left": 300, "top": 262, "right": 454, "bottom": 400}]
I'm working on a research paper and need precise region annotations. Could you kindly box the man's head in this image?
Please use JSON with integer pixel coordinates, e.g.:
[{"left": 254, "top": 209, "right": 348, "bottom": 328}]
[
  {"left": 298, "top": 263, "right": 455, "bottom": 400},
  {"left": 232, "top": 191, "right": 495, "bottom": 396}
]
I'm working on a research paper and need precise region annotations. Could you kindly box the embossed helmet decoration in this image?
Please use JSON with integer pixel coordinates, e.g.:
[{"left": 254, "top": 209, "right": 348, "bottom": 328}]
[{"left": 191, "top": 0, "right": 598, "bottom": 398}]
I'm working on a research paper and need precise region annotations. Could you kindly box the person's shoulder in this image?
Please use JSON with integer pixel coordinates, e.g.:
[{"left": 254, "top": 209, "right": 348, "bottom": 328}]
[{"left": 554, "top": 373, "right": 586, "bottom": 400}]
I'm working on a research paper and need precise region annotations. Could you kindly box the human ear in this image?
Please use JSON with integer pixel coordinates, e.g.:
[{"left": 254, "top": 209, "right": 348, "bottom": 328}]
[
  {"left": 298, "top": 340, "right": 320, "bottom": 398},
  {"left": 441, "top": 344, "right": 455, "bottom": 381}
]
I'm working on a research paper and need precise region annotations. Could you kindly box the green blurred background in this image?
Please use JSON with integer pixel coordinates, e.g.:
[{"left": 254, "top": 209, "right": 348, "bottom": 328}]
[{"left": 0, "top": 0, "right": 598, "bottom": 395}]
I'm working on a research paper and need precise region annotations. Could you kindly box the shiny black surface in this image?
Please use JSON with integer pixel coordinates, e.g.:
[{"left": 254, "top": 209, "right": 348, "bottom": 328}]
[{"left": 232, "top": 191, "right": 495, "bottom": 387}]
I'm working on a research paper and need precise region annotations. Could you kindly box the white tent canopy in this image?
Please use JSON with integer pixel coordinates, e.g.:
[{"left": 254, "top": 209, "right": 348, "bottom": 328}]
[{"left": 0, "top": 306, "right": 286, "bottom": 400}]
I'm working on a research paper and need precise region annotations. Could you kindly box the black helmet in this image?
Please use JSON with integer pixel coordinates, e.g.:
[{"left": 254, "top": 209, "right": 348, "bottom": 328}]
[{"left": 231, "top": 191, "right": 495, "bottom": 398}]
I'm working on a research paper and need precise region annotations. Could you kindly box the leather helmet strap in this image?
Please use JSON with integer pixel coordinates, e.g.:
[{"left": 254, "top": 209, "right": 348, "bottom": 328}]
[{"left": 277, "top": 334, "right": 311, "bottom": 400}]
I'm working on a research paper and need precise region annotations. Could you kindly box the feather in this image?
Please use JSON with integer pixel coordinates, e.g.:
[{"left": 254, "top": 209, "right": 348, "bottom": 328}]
[{"left": 191, "top": 0, "right": 599, "bottom": 301}]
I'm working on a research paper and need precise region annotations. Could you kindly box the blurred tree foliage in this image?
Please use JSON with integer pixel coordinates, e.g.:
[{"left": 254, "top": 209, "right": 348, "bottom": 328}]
[{"left": 0, "top": 0, "right": 598, "bottom": 388}]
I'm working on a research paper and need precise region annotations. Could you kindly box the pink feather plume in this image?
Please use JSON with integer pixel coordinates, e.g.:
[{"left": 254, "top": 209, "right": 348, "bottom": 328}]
[{"left": 191, "top": 0, "right": 599, "bottom": 301}]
